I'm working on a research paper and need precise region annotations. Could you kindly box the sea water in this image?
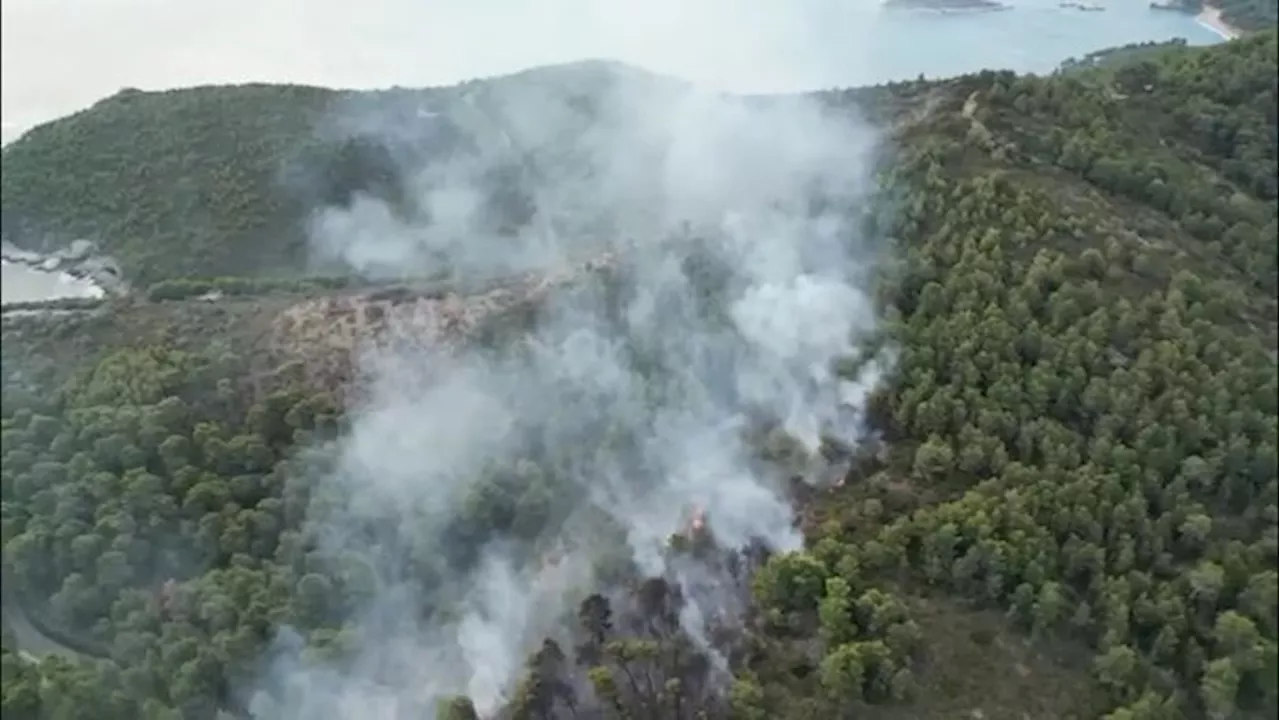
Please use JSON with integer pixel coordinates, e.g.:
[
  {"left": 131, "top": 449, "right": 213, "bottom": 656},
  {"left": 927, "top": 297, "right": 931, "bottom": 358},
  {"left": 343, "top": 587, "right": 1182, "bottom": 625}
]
[{"left": 834, "top": 0, "right": 1224, "bottom": 86}]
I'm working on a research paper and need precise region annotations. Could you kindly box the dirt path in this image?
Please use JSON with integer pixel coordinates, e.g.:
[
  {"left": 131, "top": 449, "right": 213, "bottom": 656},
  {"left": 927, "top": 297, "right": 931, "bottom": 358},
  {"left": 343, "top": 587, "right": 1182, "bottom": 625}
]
[
  {"left": 2, "top": 590, "right": 237, "bottom": 719},
  {"left": 1, "top": 601, "right": 82, "bottom": 662}
]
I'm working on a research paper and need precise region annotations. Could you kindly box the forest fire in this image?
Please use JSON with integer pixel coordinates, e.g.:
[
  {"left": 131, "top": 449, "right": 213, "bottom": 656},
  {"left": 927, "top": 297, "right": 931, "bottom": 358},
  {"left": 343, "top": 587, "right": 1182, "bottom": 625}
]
[
  {"left": 687, "top": 506, "right": 707, "bottom": 535},
  {"left": 671, "top": 505, "right": 712, "bottom": 546},
  {"left": 154, "top": 579, "right": 179, "bottom": 619}
]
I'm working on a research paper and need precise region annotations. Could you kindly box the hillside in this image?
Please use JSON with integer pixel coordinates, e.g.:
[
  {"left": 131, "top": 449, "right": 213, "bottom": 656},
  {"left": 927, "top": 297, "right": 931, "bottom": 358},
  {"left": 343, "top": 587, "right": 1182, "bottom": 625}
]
[
  {"left": 1212, "top": 0, "right": 1277, "bottom": 32},
  {"left": 0, "top": 61, "right": 694, "bottom": 286},
  {"left": 1148, "top": 0, "right": 1277, "bottom": 33},
  {"left": 3, "top": 32, "right": 1278, "bottom": 720}
]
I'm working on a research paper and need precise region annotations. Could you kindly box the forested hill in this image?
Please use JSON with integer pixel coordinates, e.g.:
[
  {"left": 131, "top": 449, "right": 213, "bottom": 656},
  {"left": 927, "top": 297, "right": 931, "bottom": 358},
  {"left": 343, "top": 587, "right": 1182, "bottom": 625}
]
[
  {"left": 1213, "top": 0, "right": 1277, "bottom": 33},
  {"left": 0, "top": 81, "right": 445, "bottom": 285},
  {"left": 1150, "top": 0, "right": 1277, "bottom": 34},
  {"left": 3, "top": 32, "right": 1278, "bottom": 720},
  {"left": 0, "top": 61, "right": 692, "bottom": 286}
]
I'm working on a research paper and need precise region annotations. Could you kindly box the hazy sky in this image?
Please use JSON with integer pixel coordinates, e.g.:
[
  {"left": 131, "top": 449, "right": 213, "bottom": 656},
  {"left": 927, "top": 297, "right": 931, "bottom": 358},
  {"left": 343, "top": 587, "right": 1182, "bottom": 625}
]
[{"left": 1, "top": 0, "right": 877, "bottom": 143}]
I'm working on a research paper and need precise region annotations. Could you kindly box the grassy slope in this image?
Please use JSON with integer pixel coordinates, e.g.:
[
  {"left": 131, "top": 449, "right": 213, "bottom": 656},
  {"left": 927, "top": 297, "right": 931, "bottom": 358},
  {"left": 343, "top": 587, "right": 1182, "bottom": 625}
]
[{"left": 1, "top": 34, "right": 1276, "bottom": 719}]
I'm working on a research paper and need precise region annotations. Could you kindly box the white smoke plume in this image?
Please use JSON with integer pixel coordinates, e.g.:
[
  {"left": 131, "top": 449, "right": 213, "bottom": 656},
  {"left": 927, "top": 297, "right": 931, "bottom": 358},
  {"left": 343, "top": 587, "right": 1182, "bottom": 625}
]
[{"left": 249, "top": 46, "right": 889, "bottom": 720}]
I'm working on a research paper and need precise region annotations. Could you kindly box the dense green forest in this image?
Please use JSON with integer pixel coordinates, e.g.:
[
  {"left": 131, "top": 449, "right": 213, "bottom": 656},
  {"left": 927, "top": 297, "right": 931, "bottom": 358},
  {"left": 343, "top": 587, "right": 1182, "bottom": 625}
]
[
  {"left": 1150, "top": 0, "right": 1276, "bottom": 33},
  {"left": 1057, "top": 39, "right": 1192, "bottom": 73},
  {"left": 0, "top": 61, "right": 677, "bottom": 286},
  {"left": 3, "top": 32, "right": 1278, "bottom": 720},
  {"left": 1213, "top": 0, "right": 1277, "bottom": 33},
  {"left": 0, "top": 84, "right": 335, "bottom": 285}
]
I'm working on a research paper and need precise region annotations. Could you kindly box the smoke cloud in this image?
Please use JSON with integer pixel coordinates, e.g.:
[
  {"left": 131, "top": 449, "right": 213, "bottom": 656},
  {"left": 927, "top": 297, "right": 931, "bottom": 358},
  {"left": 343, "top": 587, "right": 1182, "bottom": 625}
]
[{"left": 250, "top": 35, "right": 889, "bottom": 720}]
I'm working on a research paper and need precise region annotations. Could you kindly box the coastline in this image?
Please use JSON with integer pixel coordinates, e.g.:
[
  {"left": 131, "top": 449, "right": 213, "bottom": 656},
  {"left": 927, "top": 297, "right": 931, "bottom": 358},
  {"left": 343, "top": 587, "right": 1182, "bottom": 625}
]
[
  {"left": 0, "top": 241, "right": 124, "bottom": 303},
  {"left": 1197, "top": 4, "right": 1242, "bottom": 40}
]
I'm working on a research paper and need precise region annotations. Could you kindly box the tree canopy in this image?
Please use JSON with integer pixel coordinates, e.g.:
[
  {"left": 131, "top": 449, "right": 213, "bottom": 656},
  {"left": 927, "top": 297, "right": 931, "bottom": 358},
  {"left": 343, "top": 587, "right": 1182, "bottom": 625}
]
[{"left": 3, "top": 32, "right": 1277, "bottom": 720}]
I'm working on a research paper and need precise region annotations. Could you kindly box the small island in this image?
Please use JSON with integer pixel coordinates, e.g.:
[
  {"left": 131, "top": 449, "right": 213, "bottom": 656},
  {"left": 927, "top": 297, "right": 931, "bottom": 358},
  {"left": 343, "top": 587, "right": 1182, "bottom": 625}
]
[
  {"left": 1060, "top": 0, "right": 1106, "bottom": 11},
  {"left": 1149, "top": 0, "right": 1197, "bottom": 12},
  {"left": 884, "top": 0, "right": 1012, "bottom": 13}
]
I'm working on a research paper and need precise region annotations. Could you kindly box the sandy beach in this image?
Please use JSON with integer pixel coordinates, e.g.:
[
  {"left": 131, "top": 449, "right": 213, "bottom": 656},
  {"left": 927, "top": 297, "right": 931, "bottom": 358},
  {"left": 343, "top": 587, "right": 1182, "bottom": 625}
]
[{"left": 1197, "top": 5, "right": 1242, "bottom": 40}]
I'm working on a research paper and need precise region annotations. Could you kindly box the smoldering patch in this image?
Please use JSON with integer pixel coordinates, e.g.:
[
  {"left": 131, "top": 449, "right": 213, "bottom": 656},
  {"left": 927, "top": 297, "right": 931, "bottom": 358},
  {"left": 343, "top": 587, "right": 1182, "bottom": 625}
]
[{"left": 248, "top": 62, "right": 889, "bottom": 719}]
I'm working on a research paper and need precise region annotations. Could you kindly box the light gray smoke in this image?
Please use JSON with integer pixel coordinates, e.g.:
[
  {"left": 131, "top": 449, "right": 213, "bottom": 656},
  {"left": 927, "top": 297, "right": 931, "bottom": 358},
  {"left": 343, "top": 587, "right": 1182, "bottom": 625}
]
[{"left": 250, "top": 56, "right": 888, "bottom": 720}]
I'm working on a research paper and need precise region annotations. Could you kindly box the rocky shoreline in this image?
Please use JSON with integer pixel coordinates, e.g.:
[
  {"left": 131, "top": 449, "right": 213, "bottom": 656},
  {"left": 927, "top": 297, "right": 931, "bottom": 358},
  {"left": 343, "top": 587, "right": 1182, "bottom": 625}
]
[{"left": 0, "top": 238, "right": 129, "bottom": 299}]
